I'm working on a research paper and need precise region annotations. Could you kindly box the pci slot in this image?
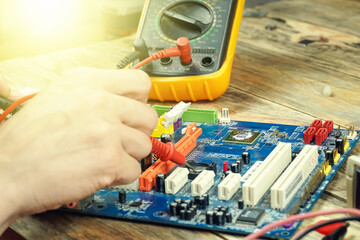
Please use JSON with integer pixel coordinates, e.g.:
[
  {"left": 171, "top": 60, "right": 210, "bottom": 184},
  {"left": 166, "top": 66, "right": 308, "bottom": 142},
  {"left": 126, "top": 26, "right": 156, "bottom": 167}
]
[
  {"left": 165, "top": 167, "right": 189, "bottom": 194},
  {"left": 139, "top": 122, "right": 202, "bottom": 191},
  {"left": 218, "top": 172, "right": 241, "bottom": 200},
  {"left": 191, "top": 170, "right": 215, "bottom": 196},
  {"left": 271, "top": 145, "right": 319, "bottom": 209},
  {"left": 242, "top": 142, "right": 292, "bottom": 206}
]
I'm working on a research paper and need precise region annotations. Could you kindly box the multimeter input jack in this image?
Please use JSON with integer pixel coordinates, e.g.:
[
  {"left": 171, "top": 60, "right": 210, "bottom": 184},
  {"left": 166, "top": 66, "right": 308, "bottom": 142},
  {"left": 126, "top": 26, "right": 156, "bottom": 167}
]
[
  {"left": 160, "top": 57, "right": 172, "bottom": 65},
  {"left": 201, "top": 57, "right": 214, "bottom": 68}
]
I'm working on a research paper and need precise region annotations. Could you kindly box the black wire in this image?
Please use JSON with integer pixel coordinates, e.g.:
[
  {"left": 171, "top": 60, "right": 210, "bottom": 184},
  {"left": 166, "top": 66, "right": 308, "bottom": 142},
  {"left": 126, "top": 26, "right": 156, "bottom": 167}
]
[{"left": 293, "top": 216, "right": 360, "bottom": 240}]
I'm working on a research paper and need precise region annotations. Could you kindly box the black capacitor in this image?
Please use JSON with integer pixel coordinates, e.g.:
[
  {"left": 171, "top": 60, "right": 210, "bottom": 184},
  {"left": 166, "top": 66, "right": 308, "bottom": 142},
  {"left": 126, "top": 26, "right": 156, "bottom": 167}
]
[
  {"left": 225, "top": 212, "right": 232, "bottom": 223},
  {"left": 170, "top": 202, "right": 178, "bottom": 216},
  {"left": 194, "top": 196, "right": 200, "bottom": 205},
  {"left": 180, "top": 203, "right": 188, "bottom": 212},
  {"left": 179, "top": 210, "right": 186, "bottom": 220},
  {"left": 336, "top": 138, "right": 344, "bottom": 155},
  {"left": 198, "top": 196, "right": 206, "bottom": 210},
  {"left": 141, "top": 154, "right": 153, "bottom": 172},
  {"left": 184, "top": 199, "right": 192, "bottom": 208},
  {"left": 238, "top": 198, "right": 244, "bottom": 209},
  {"left": 205, "top": 211, "right": 214, "bottom": 224},
  {"left": 242, "top": 152, "right": 250, "bottom": 164},
  {"left": 185, "top": 210, "right": 192, "bottom": 220},
  {"left": 190, "top": 207, "right": 197, "bottom": 217},
  {"left": 160, "top": 133, "right": 172, "bottom": 143},
  {"left": 203, "top": 194, "right": 210, "bottom": 206},
  {"left": 221, "top": 206, "right": 229, "bottom": 213},
  {"left": 215, "top": 211, "right": 225, "bottom": 226},
  {"left": 325, "top": 150, "right": 334, "bottom": 166},
  {"left": 118, "top": 189, "right": 126, "bottom": 203},
  {"left": 236, "top": 159, "right": 243, "bottom": 172},
  {"left": 191, "top": 204, "right": 198, "bottom": 212},
  {"left": 174, "top": 198, "right": 183, "bottom": 204},
  {"left": 231, "top": 163, "right": 239, "bottom": 173},
  {"left": 156, "top": 173, "right": 165, "bottom": 193}
]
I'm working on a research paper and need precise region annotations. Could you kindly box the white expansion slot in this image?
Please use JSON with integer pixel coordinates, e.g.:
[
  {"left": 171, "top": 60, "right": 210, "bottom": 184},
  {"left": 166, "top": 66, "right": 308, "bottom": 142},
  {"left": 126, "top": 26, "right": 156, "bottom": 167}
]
[
  {"left": 242, "top": 142, "right": 292, "bottom": 206},
  {"left": 218, "top": 172, "right": 241, "bottom": 200},
  {"left": 165, "top": 167, "right": 189, "bottom": 194},
  {"left": 271, "top": 145, "right": 318, "bottom": 209},
  {"left": 191, "top": 170, "right": 215, "bottom": 196},
  {"left": 241, "top": 161, "right": 262, "bottom": 185}
]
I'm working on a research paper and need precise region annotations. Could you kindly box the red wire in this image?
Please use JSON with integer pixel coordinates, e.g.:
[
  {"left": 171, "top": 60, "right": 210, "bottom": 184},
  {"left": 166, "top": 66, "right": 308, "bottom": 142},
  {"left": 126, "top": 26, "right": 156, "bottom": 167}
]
[
  {"left": 0, "top": 93, "right": 37, "bottom": 123},
  {"left": 243, "top": 208, "right": 360, "bottom": 240},
  {"left": 131, "top": 47, "right": 181, "bottom": 69}
]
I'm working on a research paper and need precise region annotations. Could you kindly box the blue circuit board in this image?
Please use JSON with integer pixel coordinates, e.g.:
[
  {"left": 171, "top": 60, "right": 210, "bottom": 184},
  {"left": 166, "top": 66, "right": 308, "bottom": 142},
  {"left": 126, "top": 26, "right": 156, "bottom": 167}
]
[{"left": 65, "top": 120, "right": 360, "bottom": 239}]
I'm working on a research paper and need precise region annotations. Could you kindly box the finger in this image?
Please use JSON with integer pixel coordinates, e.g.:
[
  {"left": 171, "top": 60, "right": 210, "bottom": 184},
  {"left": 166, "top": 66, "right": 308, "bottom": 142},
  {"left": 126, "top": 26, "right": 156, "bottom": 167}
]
[
  {"left": 114, "top": 154, "right": 141, "bottom": 185},
  {"left": 65, "top": 68, "right": 151, "bottom": 103},
  {"left": 120, "top": 125, "right": 153, "bottom": 160},
  {"left": 0, "top": 73, "right": 10, "bottom": 98},
  {"left": 108, "top": 95, "right": 158, "bottom": 136}
]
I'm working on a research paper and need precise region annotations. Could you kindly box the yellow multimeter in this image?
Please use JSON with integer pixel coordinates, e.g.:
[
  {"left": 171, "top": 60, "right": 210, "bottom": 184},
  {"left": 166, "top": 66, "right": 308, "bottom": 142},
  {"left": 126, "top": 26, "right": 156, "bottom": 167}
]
[{"left": 134, "top": 0, "right": 245, "bottom": 102}]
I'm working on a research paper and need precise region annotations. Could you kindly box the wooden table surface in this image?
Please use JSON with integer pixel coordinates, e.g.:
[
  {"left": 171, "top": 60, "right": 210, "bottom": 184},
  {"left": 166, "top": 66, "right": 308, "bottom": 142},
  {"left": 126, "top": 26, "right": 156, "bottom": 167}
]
[{"left": 1, "top": 0, "right": 360, "bottom": 239}]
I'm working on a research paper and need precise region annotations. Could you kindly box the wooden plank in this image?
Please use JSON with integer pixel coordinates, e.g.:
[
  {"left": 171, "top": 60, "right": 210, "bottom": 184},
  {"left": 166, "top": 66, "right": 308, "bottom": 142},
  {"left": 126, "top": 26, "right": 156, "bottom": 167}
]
[{"left": 231, "top": 0, "right": 360, "bottom": 128}]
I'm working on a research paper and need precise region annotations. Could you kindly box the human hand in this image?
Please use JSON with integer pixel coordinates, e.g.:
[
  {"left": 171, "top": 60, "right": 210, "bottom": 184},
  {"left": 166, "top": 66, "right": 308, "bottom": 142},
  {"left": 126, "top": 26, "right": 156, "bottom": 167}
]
[{"left": 0, "top": 68, "right": 158, "bottom": 232}]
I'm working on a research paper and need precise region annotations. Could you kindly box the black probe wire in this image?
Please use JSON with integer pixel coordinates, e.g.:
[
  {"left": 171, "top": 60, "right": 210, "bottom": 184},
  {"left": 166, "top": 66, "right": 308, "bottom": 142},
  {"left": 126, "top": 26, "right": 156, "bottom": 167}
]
[{"left": 292, "top": 216, "right": 360, "bottom": 240}]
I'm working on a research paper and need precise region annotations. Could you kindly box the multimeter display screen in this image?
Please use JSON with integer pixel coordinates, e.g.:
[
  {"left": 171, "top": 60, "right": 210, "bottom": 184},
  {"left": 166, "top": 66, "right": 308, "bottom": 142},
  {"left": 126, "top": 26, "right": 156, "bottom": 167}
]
[{"left": 137, "top": 0, "right": 237, "bottom": 77}]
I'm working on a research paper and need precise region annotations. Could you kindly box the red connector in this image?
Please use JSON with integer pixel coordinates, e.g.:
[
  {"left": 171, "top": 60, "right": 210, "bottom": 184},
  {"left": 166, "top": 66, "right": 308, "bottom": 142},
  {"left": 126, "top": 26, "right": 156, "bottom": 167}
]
[
  {"left": 303, "top": 127, "right": 316, "bottom": 144},
  {"left": 315, "top": 128, "right": 328, "bottom": 145},
  {"left": 131, "top": 37, "right": 191, "bottom": 69},
  {"left": 310, "top": 119, "right": 323, "bottom": 131},
  {"left": 223, "top": 161, "right": 229, "bottom": 172},
  {"left": 150, "top": 137, "right": 186, "bottom": 165},
  {"left": 322, "top": 120, "right": 333, "bottom": 134},
  {"left": 316, "top": 220, "right": 345, "bottom": 235}
]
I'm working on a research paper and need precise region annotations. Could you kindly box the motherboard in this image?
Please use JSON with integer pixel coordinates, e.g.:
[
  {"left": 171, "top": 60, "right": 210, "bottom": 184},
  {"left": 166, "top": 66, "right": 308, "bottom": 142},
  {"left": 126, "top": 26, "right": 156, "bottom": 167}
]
[{"left": 64, "top": 106, "right": 360, "bottom": 239}]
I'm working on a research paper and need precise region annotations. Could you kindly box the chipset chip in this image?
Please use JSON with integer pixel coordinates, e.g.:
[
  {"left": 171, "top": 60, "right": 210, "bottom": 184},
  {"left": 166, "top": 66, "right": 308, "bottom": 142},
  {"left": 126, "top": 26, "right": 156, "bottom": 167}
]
[
  {"left": 236, "top": 208, "right": 265, "bottom": 225},
  {"left": 223, "top": 130, "right": 261, "bottom": 144}
]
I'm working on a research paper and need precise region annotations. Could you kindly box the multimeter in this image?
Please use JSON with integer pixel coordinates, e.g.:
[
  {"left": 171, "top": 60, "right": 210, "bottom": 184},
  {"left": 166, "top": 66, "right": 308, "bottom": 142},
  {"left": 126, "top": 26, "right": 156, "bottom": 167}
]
[{"left": 135, "top": 0, "right": 245, "bottom": 101}]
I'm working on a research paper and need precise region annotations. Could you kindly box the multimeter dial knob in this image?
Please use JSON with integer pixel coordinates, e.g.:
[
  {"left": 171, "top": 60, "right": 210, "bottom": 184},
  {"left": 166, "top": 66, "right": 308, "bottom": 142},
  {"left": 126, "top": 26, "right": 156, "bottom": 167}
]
[{"left": 159, "top": 1, "right": 213, "bottom": 40}]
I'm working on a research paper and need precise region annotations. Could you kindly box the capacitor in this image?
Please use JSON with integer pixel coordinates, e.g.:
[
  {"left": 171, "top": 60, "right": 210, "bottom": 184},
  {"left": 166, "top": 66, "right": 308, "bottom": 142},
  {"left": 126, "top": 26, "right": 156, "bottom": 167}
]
[
  {"left": 205, "top": 211, "right": 214, "bottom": 224},
  {"left": 161, "top": 133, "right": 172, "bottom": 143},
  {"left": 141, "top": 153, "right": 153, "bottom": 172},
  {"left": 336, "top": 138, "right": 344, "bottom": 155},
  {"left": 238, "top": 198, "right": 244, "bottom": 209},
  {"left": 198, "top": 196, "right": 206, "bottom": 210},
  {"left": 180, "top": 203, "right": 188, "bottom": 212},
  {"left": 231, "top": 163, "right": 239, "bottom": 173},
  {"left": 214, "top": 211, "right": 225, "bottom": 226},
  {"left": 223, "top": 160, "right": 229, "bottom": 172},
  {"left": 184, "top": 199, "right": 192, "bottom": 208},
  {"left": 179, "top": 210, "right": 186, "bottom": 220},
  {"left": 203, "top": 194, "right": 210, "bottom": 206},
  {"left": 185, "top": 210, "right": 192, "bottom": 220},
  {"left": 118, "top": 189, "right": 126, "bottom": 203},
  {"left": 190, "top": 207, "right": 197, "bottom": 217},
  {"left": 236, "top": 159, "right": 243, "bottom": 172},
  {"left": 174, "top": 198, "right": 183, "bottom": 204},
  {"left": 325, "top": 150, "right": 334, "bottom": 166},
  {"left": 156, "top": 173, "right": 166, "bottom": 193},
  {"left": 242, "top": 152, "right": 250, "bottom": 164},
  {"left": 221, "top": 206, "right": 228, "bottom": 213},
  {"left": 170, "top": 202, "right": 178, "bottom": 216},
  {"left": 225, "top": 212, "right": 232, "bottom": 223}
]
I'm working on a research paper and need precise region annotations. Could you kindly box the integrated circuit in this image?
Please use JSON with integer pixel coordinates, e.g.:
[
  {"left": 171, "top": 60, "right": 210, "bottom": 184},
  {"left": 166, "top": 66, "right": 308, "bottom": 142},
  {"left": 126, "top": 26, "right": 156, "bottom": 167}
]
[
  {"left": 236, "top": 208, "right": 265, "bottom": 225},
  {"left": 223, "top": 130, "right": 261, "bottom": 144}
]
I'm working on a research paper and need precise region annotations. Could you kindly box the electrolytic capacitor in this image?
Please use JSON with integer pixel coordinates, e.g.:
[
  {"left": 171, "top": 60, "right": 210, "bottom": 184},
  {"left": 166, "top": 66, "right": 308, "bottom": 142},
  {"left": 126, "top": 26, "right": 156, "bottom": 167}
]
[
  {"left": 215, "top": 211, "right": 225, "bottom": 226},
  {"left": 170, "top": 202, "right": 178, "bottom": 216},
  {"left": 179, "top": 210, "right": 186, "bottom": 220},
  {"left": 185, "top": 210, "right": 192, "bottom": 220},
  {"left": 242, "top": 152, "right": 250, "bottom": 164},
  {"left": 231, "top": 163, "right": 239, "bottom": 173},
  {"left": 325, "top": 150, "right": 334, "bottom": 166},
  {"left": 205, "top": 211, "right": 214, "bottom": 224},
  {"left": 203, "top": 194, "right": 210, "bottom": 206},
  {"left": 236, "top": 159, "right": 243, "bottom": 172},
  {"left": 336, "top": 138, "right": 344, "bottom": 155},
  {"left": 156, "top": 173, "right": 165, "bottom": 193},
  {"left": 180, "top": 203, "right": 188, "bottom": 212},
  {"left": 118, "top": 189, "right": 126, "bottom": 203},
  {"left": 198, "top": 196, "right": 206, "bottom": 210},
  {"left": 184, "top": 199, "right": 192, "bottom": 208},
  {"left": 238, "top": 198, "right": 244, "bottom": 209},
  {"left": 225, "top": 212, "right": 232, "bottom": 223}
]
